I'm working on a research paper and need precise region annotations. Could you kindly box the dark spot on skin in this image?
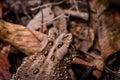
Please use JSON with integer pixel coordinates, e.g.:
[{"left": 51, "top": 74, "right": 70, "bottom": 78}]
[
  {"left": 48, "top": 41, "right": 53, "bottom": 46},
  {"left": 7, "top": 31, "right": 10, "bottom": 34},
  {"left": 63, "top": 35, "right": 69, "bottom": 40},
  {"left": 49, "top": 12, "right": 53, "bottom": 15},
  {"left": 41, "top": 70, "right": 45, "bottom": 74},
  {"left": 24, "top": 73, "right": 29, "bottom": 77},
  {"left": 51, "top": 55, "right": 55, "bottom": 61},
  {"left": 55, "top": 72, "right": 57, "bottom": 75},
  {"left": 36, "top": 28, "right": 40, "bottom": 31},
  {"left": 54, "top": 49, "right": 56, "bottom": 52},
  {"left": 99, "top": 20, "right": 103, "bottom": 26},
  {"left": 54, "top": 32, "right": 57, "bottom": 37},
  {"left": 33, "top": 68, "right": 39, "bottom": 75},
  {"left": 58, "top": 42, "right": 64, "bottom": 48},
  {"left": 44, "top": 50, "right": 48, "bottom": 56}
]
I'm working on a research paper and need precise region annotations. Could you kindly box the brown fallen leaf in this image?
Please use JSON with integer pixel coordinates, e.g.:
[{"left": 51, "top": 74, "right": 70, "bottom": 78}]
[
  {"left": 0, "top": 19, "right": 48, "bottom": 55},
  {"left": 27, "top": 7, "right": 54, "bottom": 30},
  {"left": 97, "top": 15, "right": 120, "bottom": 60},
  {"left": 0, "top": 44, "right": 11, "bottom": 79}
]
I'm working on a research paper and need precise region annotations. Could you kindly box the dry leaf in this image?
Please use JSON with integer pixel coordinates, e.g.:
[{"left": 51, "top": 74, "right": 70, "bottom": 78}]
[
  {"left": 0, "top": 44, "right": 11, "bottom": 79},
  {"left": 27, "top": 7, "right": 54, "bottom": 30}
]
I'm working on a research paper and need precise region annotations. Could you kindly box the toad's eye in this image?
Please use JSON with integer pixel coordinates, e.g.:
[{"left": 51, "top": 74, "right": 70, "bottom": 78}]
[{"left": 57, "top": 42, "right": 64, "bottom": 48}]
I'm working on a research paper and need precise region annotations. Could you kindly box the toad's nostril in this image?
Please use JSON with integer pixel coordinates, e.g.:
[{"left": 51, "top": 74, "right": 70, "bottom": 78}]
[{"left": 24, "top": 73, "right": 29, "bottom": 77}]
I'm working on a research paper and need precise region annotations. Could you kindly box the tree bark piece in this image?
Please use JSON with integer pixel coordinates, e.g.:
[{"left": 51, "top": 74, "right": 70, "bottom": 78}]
[{"left": 0, "top": 19, "right": 48, "bottom": 55}]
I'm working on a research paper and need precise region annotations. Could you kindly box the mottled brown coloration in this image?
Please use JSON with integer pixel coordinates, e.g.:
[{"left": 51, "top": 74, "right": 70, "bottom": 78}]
[{"left": 13, "top": 33, "right": 74, "bottom": 80}]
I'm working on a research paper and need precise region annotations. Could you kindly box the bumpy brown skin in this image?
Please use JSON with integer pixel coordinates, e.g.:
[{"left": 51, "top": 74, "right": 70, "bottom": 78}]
[{"left": 14, "top": 33, "right": 74, "bottom": 80}]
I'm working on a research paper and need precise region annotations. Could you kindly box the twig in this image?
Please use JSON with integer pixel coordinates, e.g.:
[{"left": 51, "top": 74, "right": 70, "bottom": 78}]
[
  {"left": 30, "top": 1, "right": 64, "bottom": 11},
  {"left": 27, "top": 28, "right": 41, "bottom": 42},
  {"left": 38, "top": 7, "right": 88, "bottom": 27},
  {"left": 21, "top": 4, "right": 31, "bottom": 19},
  {"left": 40, "top": 9, "right": 44, "bottom": 32},
  {"left": 105, "top": 65, "right": 120, "bottom": 75},
  {"left": 73, "top": 0, "right": 79, "bottom": 12},
  {"left": 11, "top": 1, "right": 31, "bottom": 19},
  {"left": 39, "top": 14, "right": 66, "bottom": 26},
  {"left": 72, "top": 57, "right": 93, "bottom": 67},
  {"left": 64, "top": 10, "right": 88, "bottom": 20}
]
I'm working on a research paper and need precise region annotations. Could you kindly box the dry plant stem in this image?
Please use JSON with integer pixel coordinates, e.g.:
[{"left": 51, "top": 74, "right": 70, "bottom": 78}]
[
  {"left": 43, "top": 5, "right": 77, "bottom": 26},
  {"left": 40, "top": 9, "right": 44, "bottom": 32},
  {"left": 73, "top": 0, "right": 79, "bottom": 12},
  {"left": 11, "top": 1, "right": 31, "bottom": 19},
  {"left": 27, "top": 28, "right": 41, "bottom": 42},
  {"left": 105, "top": 66, "right": 120, "bottom": 74},
  {"left": 30, "top": 1, "right": 64, "bottom": 11},
  {"left": 64, "top": 10, "right": 88, "bottom": 20},
  {"left": 40, "top": 14, "right": 66, "bottom": 27},
  {"left": 0, "top": 19, "right": 48, "bottom": 55},
  {"left": 29, "top": 6, "right": 88, "bottom": 30},
  {"left": 36, "top": 6, "right": 88, "bottom": 27},
  {"left": 10, "top": 1, "right": 21, "bottom": 8},
  {"left": 72, "top": 57, "right": 93, "bottom": 67},
  {"left": 21, "top": 4, "right": 31, "bottom": 19},
  {"left": 72, "top": 57, "right": 103, "bottom": 71},
  {"left": 96, "top": 4, "right": 106, "bottom": 18},
  {"left": 84, "top": 52, "right": 97, "bottom": 59}
]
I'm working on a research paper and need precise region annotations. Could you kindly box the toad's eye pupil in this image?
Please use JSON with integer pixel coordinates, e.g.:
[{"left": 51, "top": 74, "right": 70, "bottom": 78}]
[{"left": 24, "top": 73, "right": 29, "bottom": 77}]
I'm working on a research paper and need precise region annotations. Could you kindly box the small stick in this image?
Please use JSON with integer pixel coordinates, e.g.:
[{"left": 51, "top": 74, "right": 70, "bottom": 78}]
[
  {"left": 30, "top": 1, "right": 64, "bottom": 11},
  {"left": 64, "top": 10, "right": 88, "bottom": 20},
  {"left": 72, "top": 57, "right": 93, "bottom": 67},
  {"left": 40, "top": 9, "right": 44, "bottom": 32},
  {"left": 39, "top": 14, "right": 66, "bottom": 26}
]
